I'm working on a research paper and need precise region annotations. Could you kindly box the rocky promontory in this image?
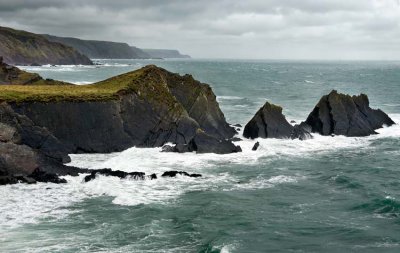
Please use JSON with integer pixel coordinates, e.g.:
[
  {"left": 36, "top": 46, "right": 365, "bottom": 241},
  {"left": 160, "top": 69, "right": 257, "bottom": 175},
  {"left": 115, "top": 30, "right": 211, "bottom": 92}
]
[
  {"left": 45, "top": 35, "right": 152, "bottom": 59},
  {"left": 0, "top": 63, "right": 239, "bottom": 184},
  {"left": 0, "top": 26, "right": 92, "bottom": 65}
]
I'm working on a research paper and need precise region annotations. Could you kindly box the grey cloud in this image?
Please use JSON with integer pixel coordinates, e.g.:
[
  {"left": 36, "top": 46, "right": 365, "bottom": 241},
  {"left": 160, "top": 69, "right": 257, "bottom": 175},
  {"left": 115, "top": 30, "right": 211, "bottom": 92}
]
[{"left": 0, "top": 0, "right": 399, "bottom": 59}]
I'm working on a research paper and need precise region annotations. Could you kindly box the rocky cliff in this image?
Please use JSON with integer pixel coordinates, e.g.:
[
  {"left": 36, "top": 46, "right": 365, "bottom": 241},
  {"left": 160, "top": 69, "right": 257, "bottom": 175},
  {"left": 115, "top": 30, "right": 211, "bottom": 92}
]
[
  {"left": 1, "top": 64, "right": 237, "bottom": 153},
  {"left": 0, "top": 26, "right": 93, "bottom": 65},
  {"left": 141, "top": 49, "right": 190, "bottom": 59},
  {"left": 45, "top": 35, "right": 151, "bottom": 59}
]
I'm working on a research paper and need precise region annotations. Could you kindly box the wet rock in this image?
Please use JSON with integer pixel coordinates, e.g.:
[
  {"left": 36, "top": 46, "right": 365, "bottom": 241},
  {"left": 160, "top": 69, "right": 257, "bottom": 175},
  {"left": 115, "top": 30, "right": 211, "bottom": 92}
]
[
  {"left": 188, "top": 130, "right": 242, "bottom": 154},
  {"left": 305, "top": 90, "right": 395, "bottom": 136},
  {"left": 29, "top": 168, "right": 67, "bottom": 184},
  {"left": 230, "top": 137, "right": 242, "bottom": 142},
  {"left": 252, "top": 142, "right": 260, "bottom": 151},
  {"left": 161, "top": 171, "right": 202, "bottom": 178},
  {"left": 291, "top": 122, "right": 313, "bottom": 140},
  {"left": 84, "top": 168, "right": 146, "bottom": 182},
  {"left": 290, "top": 120, "right": 296, "bottom": 123},
  {"left": 0, "top": 176, "right": 18, "bottom": 185},
  {"left": 243, "top": 101, "right": 294, "bottom": 139},
  {"left": 14, "top": 175, "right": 36, "bottom": 184},
  {"left": 233, "top": 124, "right": 242, "bottom": 127}
]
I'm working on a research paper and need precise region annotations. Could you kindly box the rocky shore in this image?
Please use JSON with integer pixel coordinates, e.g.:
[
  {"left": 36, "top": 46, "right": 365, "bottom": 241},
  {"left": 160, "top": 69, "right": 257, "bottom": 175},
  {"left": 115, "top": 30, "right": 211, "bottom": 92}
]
[{"left": 0, "top": 61, "right": 395, "bottom": 185}]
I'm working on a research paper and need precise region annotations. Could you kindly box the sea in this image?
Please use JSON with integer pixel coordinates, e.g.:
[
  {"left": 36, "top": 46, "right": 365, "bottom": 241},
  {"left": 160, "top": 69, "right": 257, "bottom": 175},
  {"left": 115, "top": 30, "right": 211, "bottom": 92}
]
[{"left": 1, "top": 59, "right": 400, "bottom": 253}]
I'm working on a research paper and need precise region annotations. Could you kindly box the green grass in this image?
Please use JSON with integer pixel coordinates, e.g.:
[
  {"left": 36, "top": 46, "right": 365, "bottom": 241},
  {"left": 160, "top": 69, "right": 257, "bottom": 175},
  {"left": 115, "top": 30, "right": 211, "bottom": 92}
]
[{"left": 0, "top": 65, "right": 183, "bottom": 106}]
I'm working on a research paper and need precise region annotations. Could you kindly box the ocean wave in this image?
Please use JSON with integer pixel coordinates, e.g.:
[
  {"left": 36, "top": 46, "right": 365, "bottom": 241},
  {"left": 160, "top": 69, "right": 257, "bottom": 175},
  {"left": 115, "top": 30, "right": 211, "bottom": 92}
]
[
  {"left": 233, "top": 174, "right": 304, "bottom": 190},
  {"left": 352, "top": 196, "right": 400, "bottom": 219}
]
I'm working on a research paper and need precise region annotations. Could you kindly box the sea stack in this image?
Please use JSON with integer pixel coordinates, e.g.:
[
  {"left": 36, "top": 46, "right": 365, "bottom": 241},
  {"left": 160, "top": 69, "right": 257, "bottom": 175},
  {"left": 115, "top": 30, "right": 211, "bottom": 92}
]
[
  {"left": 305, "top": 90, "right": 395, "bottom": 136},
  {"left": 243, "top": 101, "right": 312, "bottom": 140}
]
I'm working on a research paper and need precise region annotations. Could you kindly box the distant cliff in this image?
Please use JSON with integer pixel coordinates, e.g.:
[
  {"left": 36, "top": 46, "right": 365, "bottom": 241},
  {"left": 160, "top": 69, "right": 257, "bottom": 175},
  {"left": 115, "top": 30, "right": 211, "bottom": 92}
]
[
  {"left": 0, "top": 26, "right": 93, "bottom": 65},
  {"left": 141, "top": 49, "right": 191, "bottom": 59},
  {"left": 45, "top": 35, "right": 151, "bottom": 59}
]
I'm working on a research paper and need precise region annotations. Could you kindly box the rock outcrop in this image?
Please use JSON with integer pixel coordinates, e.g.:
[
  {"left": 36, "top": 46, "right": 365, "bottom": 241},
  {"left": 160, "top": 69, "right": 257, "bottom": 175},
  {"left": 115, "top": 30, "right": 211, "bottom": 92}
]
[
  {"left": 8, "top": 65, "right": 237, "bottom": 154},
  {"left": 0, "top": 26, "right": 92, "bottom": 65},
  {"left": 45, "top": 35, "right": 151, "bottom": 59},
  {"left": 141, "top": 49, "right": 190, "bottom": 59},
  {"left": 0, "top": 59, "right": 71, "bottom": 85},
  {"left": 243, "top": 101, "right": 312, "bottom": 140},
  {"left": 305, "top": 90, "right": 395, "bottom": 136}
]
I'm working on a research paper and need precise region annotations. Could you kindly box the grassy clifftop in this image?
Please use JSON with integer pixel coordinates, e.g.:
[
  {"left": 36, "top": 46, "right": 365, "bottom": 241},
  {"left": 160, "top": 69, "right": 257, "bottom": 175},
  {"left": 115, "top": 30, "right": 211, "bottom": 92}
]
[
  {"left": 0, "top": 65, "right": 181, "bottom": 104},
  {"left": 0, "top": 26, "right": 93, "bottom": 65}
]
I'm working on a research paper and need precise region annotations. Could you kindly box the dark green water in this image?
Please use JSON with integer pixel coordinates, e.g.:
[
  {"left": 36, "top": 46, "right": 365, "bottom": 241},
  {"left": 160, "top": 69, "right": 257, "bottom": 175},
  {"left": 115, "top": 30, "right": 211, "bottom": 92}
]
[{"left": 1, "top": 59, "right": 399, "bottom": 252}]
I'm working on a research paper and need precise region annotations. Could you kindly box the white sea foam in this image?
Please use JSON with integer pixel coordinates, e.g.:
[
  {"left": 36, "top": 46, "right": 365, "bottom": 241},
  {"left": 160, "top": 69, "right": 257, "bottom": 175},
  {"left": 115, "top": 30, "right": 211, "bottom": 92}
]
[
  {"left": 217, "top": 96, "right": 244, "bottom": 101},
  {"left": 0, "top": 114, "right": 398, "bottom": 229}
]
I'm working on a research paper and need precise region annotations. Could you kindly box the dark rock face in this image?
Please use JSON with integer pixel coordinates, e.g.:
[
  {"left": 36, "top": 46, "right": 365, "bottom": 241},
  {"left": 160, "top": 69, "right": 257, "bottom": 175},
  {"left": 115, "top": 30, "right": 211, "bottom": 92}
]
[
  {"left": 29, "top": 169, "right": 67, "bottom": 184},
  {"left": 244, "top": 102, "right": 293, "bottom": 139},
  {"left": 162, "top": 130, "right": 242, "bottom": 154},
  {"left": 163, "top": 70, "right": 237, "bottom": 139},
  {"left": 10, "top": 66, "right": 238, "bottom": 154},
  {"left": 0, "top": 103, "right": 71, "bottom": 163},
  {"left": 83, "top": 169, "right": 200, "bottom": 182},
  {"left": 161, "top": 171, "right": 202, "bottom": 178},
  {"left": 305, "top": 90, "right": 395, "bottom": 136},
  {"left": 84, "top": 169, "right": 148, "bottom": 182},
  {"left": 252, "top": 142, "right": 260, "bottom": 151},
  {"left": 189, "top": 131, "right": 242, "bottom": 154}
]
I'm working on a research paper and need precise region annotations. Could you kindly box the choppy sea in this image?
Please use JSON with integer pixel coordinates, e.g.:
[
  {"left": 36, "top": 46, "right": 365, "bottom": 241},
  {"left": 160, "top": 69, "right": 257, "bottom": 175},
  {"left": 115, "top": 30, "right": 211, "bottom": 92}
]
[{"left": 1, "top": 59, "right": 400, "bottom": 252}]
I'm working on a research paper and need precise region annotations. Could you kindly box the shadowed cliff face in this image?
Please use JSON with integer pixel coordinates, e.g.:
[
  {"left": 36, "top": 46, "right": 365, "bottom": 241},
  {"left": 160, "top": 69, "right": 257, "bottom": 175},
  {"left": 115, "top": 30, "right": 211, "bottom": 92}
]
[
  {"left": 0, "top": 26, "right": 93, "bottom": 65},
  {"left": 7, "top": 65, "right": 237, "bottom": 153}
]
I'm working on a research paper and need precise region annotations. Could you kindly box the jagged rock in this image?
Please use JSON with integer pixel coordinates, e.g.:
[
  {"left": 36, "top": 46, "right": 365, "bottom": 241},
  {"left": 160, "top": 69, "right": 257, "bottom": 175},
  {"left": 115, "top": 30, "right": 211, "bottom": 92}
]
[
  {"left": 234, "top": 124, "right": 242, "bottom": 127},
  {"left": 161, "top": 171, "right": 202, "bottom": 178},
  {"left": 243, "top": 102, "right": 294, "bottom": 139},
  {"left": 305, "top": 90, "right": 395, "bottom": 136},
  {"left": 290, "top": 120, "right": 296, "bottom": 123},
  {"left": 29, "top": 168, "right": 67, "bottom": 184},
  {"left": 83, "top": 169, "right": 200, "bottom": 182},
  {"left": 188, "top": 130, "right": 242, "bottom": 154},
  {"left": 84, "top": 168, "right": 146, "bottom": 182},
  {"left": 252, "top": 142, "right": 260, "bottom": 151},
  {"left": 244, "top": 101, "right": 313, "bottom": 140},
  {"left": 0, "top": 176, "right": 18, "bottom": 185},
  {"left": 230, "top": 137, "right": 242, "bottom": 142},
  {"left": 14, "top": 175, "right": 37, "bottom": 184},
  {"left": 9, "top": 66, "right": 236, "bottom": 154}
]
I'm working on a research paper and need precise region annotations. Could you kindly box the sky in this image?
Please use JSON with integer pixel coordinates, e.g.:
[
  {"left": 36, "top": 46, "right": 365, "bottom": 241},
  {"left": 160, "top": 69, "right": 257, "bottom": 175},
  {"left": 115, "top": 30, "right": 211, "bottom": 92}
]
[{"left": 0, "top": 0, "right": 399, "bottom": 60}]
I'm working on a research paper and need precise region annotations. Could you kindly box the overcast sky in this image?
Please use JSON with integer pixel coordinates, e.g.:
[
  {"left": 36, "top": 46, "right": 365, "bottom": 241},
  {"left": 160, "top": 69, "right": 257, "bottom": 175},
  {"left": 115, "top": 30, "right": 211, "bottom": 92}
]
[{"left": 1, "top": 0, "right": 399, "bottom": 60}]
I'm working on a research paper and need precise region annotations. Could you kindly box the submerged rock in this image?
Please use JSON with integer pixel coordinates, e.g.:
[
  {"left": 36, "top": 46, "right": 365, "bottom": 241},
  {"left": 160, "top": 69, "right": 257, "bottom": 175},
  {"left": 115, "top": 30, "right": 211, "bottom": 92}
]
[
  {"left": 161, "top": 171, "right": 202, "bottom": 178},
  {"left": 243, "top": 101, "right": 312, "bottom": 140},
  {"left": 84, "top": 169, "right": 147, "bottom": 182},
  {"left": 83, "top": 169, "right": 201, "bottom": 182},
  {"left": 252, "top": 141, "right": 260, "bottom": 151},
  {"left": 305, "top": 90, "right": 395, "bottom": 136},
  {"left": 162, "top": 130, "right": 242, "bottom": 154}
]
